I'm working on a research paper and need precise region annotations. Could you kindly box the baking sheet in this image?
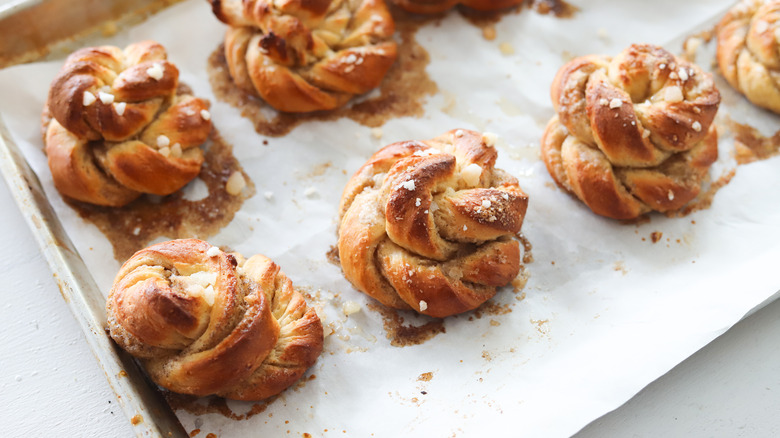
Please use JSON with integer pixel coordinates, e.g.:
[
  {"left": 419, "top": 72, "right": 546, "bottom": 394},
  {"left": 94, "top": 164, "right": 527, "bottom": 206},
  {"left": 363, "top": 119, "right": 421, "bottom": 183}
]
[{"left": 2, "top": 0, "right": 780, "bottom": 436}]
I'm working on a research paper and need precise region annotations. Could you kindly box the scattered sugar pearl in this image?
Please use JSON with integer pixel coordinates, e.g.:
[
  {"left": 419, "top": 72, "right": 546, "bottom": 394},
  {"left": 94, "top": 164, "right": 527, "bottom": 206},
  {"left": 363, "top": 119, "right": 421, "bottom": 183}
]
[
  {"left": 665, "top": 86, "right": 684, "bottom": 103},
  {"left": 401, "top": 180, "right": 416, "bottom": 191},
  {"left": 114, "top": 102, "right": 126, "bottom": 116},
  {"left": 206, "top": 246, "right": 221, "bottom": 257},
  {"left": 669, "top": 72, "right": 679, "bottom": 80},
  {"left": 481, "top": 132, "right": 497, "bottom": 147},
  {"left": 132, "top": 226, "right": 141, "bottom": 236},
  {"left": 226, "top": 171, "right": 246, "bottom": 195},
  {"left": 146, "top": 62, "right": 164, "bottom": 80},
  {"left": 463, "top": 225, "right": 468, "bottom": 231},
  {"left": 599, "top": 98, "right": 609, "bottom": 106},
  {"left": 419, "top": 300, "right": 428, "bottom": 312},
  {"left": 82, "top": 91, "right": 96, "bottom": 106},
  {"left": 454, "top": 129, "right": 464, "bottom": 138},
  {"left": 668, "top": 190, "right": 675, "bottom": 201},
  {"left": 659, "top": 63, "right": 667, "bottom": 70},
  {"left": 413, "top": 149, "right": 437, "bottom": 157},
  {"left": 461, "top": 163, "right": 482, "bottom": 186},
  {"left": 678, "top": 68, "right": 689, "bottom": 81},
  {"left": 304, "top": 186, "right": 318, "bottom": 197},
  {"left": 609, "top": 98, "right": 622, "bottom": 109},
  {"left": 692, "top": 121, "right": 702, "bottom": 132},
  {"left": 342, "top": 301, "right": 361, "bottom": 316},
  {"left": 200, "top": 109, "right": 211, "bottom": 121},
  {"left": 264, "top": 191, "right": 274, "bottom": 201},
  {"left": 170, "top": 143, "right": 182, "bottom": 158},
  {"left": 98, "top": 92, "right": 114, "bottom": 104},
  {"left": 415, "top": 198, "right": 421, "bottom": 207},
  {"left": 158, "top": 147, "right": 171, "bottom": 157},
  {"left": 156, "top": 135, "right": 170, "bottom": 148},
  {"left": 481, "top": 199, "right": 492, "bottom": 208}
]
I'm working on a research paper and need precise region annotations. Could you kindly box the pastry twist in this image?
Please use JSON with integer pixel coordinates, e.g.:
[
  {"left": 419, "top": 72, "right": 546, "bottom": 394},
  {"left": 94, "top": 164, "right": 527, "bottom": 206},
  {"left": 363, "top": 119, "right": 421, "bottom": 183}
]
[
  {"left": 392, "top": 0, "right": 521, "bottom": 14},
  {"left": 44, "top": 41, "right": 212, "bottom": 206},
  {"left": 210, "top": 0, "right": 397, "bottom": 112},
  {"left": 107, "top": 239, "right": 324, "bottom": 401},
  {"left": 717, "top": 0, "right": 780, "bottom": 113},
  {"left": 541, "top": 44, "right": 720, "bottom": 219},
  {"left": 338, "top": 129, "right": 529, "bottom": 318}
]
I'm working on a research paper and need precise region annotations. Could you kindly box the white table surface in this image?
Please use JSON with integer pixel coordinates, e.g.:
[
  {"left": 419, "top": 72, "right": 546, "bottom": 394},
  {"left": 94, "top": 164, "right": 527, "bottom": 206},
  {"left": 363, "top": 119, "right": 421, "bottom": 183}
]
[{"left": 2, "top": 166, "right": 779, "bottom": 438}]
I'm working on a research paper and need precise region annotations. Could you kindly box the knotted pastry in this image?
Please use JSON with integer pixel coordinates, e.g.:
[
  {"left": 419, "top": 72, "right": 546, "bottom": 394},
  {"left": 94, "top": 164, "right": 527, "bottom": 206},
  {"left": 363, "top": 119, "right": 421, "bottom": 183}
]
[
  {"left": 541, "top": 44, "right": 720, "bottom": 220},
  {"left": 716, "top": 0, "right": 780, "bottom": 114},
  {"left": 392, "top": 0, "right": 521, "bottom": 14},
  {"left": 106, "top": 239, "right": 323, "bottom": 400},
  {"left": 210, "top": 0, "right": 397, "bottom": 112},
  {"left": 338, "top": 129, "right": 529, "bottom": 318},
  {"left": 44, "top": 41, "right": 212, "bottom": 207}
]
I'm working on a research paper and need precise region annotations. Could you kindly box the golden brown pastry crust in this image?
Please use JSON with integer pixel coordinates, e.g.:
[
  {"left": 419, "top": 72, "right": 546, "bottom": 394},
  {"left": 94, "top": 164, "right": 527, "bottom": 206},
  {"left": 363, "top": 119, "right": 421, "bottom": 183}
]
[
  {"left": 338, "top": 129, "right": 528, "bottom": 318},
  {"left": 210, "top": 0, "right": 398, "bottom": 113},
  {"left": 106, "top": 239, "right": 323, "bottom": 401},
  {"left": 716, "top": 0, "right": 780, "bottom": 114},
  {"left": 392, "top": 0, "right": 521, "bottom": 14},
  {"left": 541, "top": 44, "right": 720, "bottom": 220},
  {"left": 44, "top": 41, "right": 212, "bottom": 207}
]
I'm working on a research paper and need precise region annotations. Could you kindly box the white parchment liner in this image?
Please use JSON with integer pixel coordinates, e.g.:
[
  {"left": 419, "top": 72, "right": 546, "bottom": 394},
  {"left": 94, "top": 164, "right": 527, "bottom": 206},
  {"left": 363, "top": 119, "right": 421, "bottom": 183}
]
[{"left": 1, "top": 0, "right": 779, "bottom": 436}]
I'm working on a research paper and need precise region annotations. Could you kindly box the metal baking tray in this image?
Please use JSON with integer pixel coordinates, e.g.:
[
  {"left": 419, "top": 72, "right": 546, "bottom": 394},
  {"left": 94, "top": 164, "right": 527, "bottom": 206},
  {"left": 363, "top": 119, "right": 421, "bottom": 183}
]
[{"left": 0, "top": 1, "right": 188, "bottom": 436}]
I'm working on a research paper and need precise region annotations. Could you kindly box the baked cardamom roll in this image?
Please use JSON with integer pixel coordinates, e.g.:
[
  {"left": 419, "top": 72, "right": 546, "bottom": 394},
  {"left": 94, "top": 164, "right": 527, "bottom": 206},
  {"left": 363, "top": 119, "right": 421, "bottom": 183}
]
[
  {"left": 210, "top": 0, "right": 397, "bottom": 112},
  {"left": 106, "top": 239, "right": 323, "bottom": 400},
  {"left": 44, "top": 41, "right": 212, "bottom": 207},
  {"left": 541, "top": 44, "right": 720, "bottom": 219},
  {"left": 716, "top": 0, "right": 780, "bottom": 114},
  {"left": 338, "top": 129, "right": 529, "bottom": 318}
]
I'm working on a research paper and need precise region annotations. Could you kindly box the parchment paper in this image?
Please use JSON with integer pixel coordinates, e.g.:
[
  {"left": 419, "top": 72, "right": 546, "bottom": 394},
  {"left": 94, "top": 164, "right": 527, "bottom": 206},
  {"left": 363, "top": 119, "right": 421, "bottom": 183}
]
[{"left": 2, "top": 0, "right": 779, "bottom": 436}]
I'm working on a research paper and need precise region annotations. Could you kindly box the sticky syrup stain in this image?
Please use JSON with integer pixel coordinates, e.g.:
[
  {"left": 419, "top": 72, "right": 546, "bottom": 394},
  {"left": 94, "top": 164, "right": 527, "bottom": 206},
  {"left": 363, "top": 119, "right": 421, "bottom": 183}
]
[
  {"left": 164, "top": 393, "right": 279, "bottom": 421},
  {"left": 724, "top": 117, "right": 780, "bottom": 165},
  {"left": 456, "top": 0, "right": 577, "bottom": 38},
  {"left": 67, "top": 128, "right": 254, "bottom": 262},
  {"left": 367, "top": 303, "right": 446, "bottom": 347}
]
